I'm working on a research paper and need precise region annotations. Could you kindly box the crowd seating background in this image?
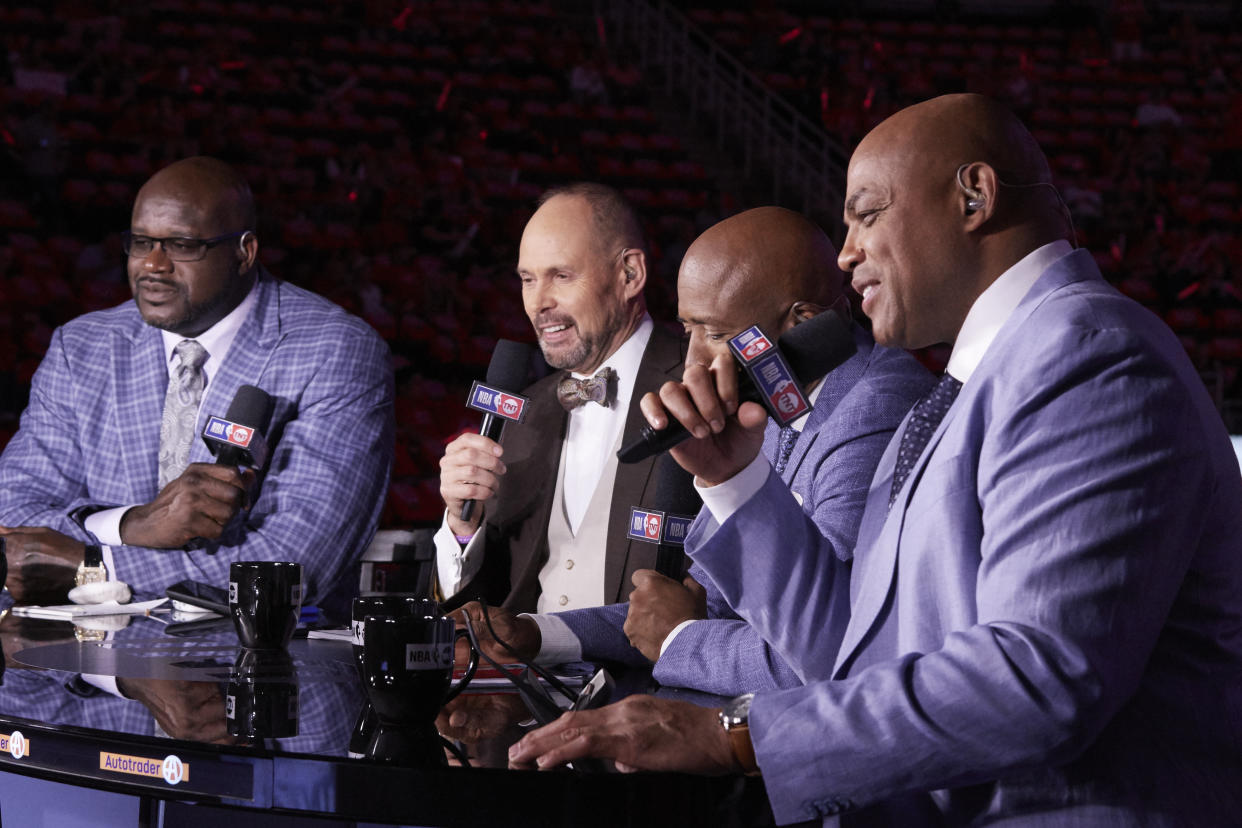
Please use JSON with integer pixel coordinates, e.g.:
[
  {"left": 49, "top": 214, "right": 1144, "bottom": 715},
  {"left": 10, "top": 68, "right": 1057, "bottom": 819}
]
[{"left": 2, "top": 0, "right": 1237, "bottom": 527}]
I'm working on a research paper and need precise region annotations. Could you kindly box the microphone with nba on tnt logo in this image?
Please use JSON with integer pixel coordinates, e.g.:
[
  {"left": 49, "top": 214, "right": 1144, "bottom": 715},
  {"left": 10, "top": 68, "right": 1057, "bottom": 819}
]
[
  {"left": 201, "top": 384, "right": 275, "bottom": 470},
  {"left": 628, "top": 454, "right": 702, "bottom": 579},
  {"left": 617, "top": 310, "right": 855, "bottom": 463},
  {"left": 459, "top": 340, "right": 535, "bottom": 523}
]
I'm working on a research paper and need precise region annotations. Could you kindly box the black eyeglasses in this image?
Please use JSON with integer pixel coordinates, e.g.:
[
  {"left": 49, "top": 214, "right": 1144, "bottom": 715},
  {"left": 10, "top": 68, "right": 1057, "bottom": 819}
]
[{"left": 122, "top": 231, "right": 247, "bottom": 262}]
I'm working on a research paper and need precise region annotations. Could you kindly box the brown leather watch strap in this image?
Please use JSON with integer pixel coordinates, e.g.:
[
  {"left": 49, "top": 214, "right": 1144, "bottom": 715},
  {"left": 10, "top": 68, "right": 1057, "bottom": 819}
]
[{"left": 727, "top": 723, "right": 761, "bottom": 776}]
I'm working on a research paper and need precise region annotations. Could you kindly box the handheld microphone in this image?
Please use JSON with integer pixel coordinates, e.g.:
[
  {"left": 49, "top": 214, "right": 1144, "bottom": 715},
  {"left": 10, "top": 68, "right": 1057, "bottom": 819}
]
[
  {"left": 460, "top": 340, "right": 534, "bottom": 523},
  {"left": 201, "top": 384, "right": 275, "bottom": 469},
  {"left": 627, "top": 454, "right": 701, "bottom": 579},
  {"left": 617, "top": 310, "right": 855, "bottom": 463}
]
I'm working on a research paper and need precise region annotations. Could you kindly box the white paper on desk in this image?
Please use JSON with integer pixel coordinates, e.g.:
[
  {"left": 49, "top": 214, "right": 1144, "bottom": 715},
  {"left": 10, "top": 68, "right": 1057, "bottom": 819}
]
[
  {"left": 10, "top": 598, "right": 168, "bottom": 620},
  {"left": 307, "top": 628, "right": 354, "bottom": 643}
]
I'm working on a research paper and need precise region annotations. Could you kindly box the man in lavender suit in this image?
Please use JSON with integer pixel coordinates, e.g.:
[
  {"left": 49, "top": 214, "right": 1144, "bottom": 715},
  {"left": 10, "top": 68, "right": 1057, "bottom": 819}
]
[{"left": 511, "top": 95, "right": 1242, "bottom": 827}]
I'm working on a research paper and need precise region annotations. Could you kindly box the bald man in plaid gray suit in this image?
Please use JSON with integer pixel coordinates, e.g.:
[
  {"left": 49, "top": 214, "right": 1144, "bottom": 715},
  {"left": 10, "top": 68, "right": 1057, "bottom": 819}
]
[{"left": 0, "top": 157, "right": 393, "bottom": 619}]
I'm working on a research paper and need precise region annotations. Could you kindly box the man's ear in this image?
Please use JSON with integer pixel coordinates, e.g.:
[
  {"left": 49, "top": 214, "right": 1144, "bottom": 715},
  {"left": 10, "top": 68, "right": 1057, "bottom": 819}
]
[
  {"left": 957, "top": 162, "right": 998, "bottom": 229},
  {"left": 787, "top": 301, "right": 827, "bottom": 327},
  {"left": 620, "top": 248, "right": 647, "bottom": 298},
  {"left": 238, "top": 230, "right": 260, "bottom": 274}
]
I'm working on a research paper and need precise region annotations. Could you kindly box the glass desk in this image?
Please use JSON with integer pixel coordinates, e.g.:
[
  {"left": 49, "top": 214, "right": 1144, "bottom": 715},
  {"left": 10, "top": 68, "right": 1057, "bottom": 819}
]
[{"left": 0, "top": 610, "right": 773, "bottom": 827}]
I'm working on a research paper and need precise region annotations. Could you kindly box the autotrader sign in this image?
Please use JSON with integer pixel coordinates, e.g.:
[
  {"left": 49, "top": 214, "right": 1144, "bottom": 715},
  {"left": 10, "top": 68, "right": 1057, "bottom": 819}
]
[
  {"left": 0, "top": 730, "right": 29, "bottom": 759},
  {"left": 100, "top": 751, "right": 189, "bottom": 785}
]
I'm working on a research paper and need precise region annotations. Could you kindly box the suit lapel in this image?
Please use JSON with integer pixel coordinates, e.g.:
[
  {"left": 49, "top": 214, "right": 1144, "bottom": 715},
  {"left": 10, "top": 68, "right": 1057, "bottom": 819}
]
[
  {"left": 113, "top": 318, "right": 169, "bottom": 499},
  {"left": 604, "top": 325, "right": 685, "bottom": 601},
  {"left": 783, "top": 327, "right": 872, "bottom": 483},
  {"left": 191, "top": 273, "right": 284, "bottom": 467}
]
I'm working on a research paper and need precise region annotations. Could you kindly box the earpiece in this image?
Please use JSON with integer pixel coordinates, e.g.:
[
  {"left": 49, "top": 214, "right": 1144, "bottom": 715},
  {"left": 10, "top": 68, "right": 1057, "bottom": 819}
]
[
  {"left": 956, "top": 164, "right": 986, "bottom": 213},
  {"left": 238, "top": 231, "right": 253, "bottom": 254},
  {"left": 624, "top": 267, "right": 636, "bottom": 281}
]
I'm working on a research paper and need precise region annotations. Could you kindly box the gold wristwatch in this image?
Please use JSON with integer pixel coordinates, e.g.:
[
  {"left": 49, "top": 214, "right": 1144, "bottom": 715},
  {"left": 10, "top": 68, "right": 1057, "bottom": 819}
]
[
  {"left": 719, "top": 693, "right": 761, "bottom": 775},
  {"left": 75, "top": 544, "right": 107, "bottom": 587}
]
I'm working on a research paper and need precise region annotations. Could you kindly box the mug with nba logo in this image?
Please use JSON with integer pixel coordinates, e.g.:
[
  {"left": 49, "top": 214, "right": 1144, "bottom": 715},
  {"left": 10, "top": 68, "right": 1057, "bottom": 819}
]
[
  {"left": 360, "top": 609, "right": 478, "bottom": 765},
  {"left": 229, "top": 561, "right": 303, "bottom": 650}
]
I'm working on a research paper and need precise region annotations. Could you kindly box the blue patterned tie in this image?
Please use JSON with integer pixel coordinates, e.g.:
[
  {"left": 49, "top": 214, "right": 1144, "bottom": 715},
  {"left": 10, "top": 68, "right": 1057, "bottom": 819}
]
[
  {"left": 158, "top": 339, "right": 209, "bottom": 489},
  {"left": 773, "top": 424, "right": 799, "bottom": 476},
  {"left": 889, "top": 373, "right": 962, "bottom": 507}
]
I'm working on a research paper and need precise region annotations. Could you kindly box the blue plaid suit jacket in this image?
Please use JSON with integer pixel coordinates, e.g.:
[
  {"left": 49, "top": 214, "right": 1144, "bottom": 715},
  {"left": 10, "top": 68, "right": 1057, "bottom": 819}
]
[
  {"left": 0, "top": 270, "right": 394, "bottom": 617},
  {"left": 557, "top": 328, "right": 932, "bottom": 695}
]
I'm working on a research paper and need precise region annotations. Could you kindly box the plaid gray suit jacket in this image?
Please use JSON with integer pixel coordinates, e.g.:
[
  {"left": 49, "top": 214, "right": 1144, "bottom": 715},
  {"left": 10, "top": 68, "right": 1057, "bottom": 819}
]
[{"left": 0, "top": 269, "right": 394, "bottom": 617}]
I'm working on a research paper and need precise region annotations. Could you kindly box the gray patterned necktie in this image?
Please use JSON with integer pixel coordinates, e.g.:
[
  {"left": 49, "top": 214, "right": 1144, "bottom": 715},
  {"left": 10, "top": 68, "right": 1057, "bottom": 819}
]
[{"left": 158, "top": 339, "right": 209, "bottom": 489}]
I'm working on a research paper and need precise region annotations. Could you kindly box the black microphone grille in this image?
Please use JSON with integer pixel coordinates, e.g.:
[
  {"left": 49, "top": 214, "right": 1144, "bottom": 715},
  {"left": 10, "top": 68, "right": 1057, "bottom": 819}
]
[
  {"left": 778, "top": 310, "right": 856, "bottom": 385},
  {"left": 224, "top": 384, "right": 275, "bottom": 430},
  {"left": 652, "top": 453, "right": 702, "bottom": 518},
  {"left": 485, "top": 339, "right": 535, "bottom": 390}
]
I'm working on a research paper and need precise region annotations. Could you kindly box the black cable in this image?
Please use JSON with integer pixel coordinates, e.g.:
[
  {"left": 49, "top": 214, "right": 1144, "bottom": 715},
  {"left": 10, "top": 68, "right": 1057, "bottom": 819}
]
[
  {"left": 439, "top": 735, "right": 471, "bottom": 768},
  {"left": 476, "top": 600, "right": 578, "bottom": 703}
]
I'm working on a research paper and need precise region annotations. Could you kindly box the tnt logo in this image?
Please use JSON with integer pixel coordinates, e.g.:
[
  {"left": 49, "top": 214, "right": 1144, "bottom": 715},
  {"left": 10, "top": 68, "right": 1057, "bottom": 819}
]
[
  {"left": 770, "top": 380, "right": 808, "bottom": 417},
  {"left": 227, "top": 425, "right": 251, "bottom": 446},
  {"left": 497, "top": 393, "right": 523, "bottom": 418},
  {"left": 645, "top": 513, "right": 662, "bottom": 539},
  {"left": 730, "top": 327, "right": 773, "bottom": 362}
]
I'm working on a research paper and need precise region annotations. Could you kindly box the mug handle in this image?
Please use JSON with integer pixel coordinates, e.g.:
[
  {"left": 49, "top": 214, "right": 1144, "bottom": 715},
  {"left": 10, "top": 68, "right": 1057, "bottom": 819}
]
[{"left": 445, "top": 627, "right": 478, "bottom": 704}]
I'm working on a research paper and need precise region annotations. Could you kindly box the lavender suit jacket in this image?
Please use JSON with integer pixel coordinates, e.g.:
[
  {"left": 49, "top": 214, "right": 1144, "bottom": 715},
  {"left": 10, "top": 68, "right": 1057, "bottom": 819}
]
[
  {"left": 0, "top": 270, "right": 394, "bottom": 618},
  {"left": 558, "top": 328, "right": 932, "bottom": 696},
  {"left": 690, "top": 250, "right": 1242, "bottom": 825}
]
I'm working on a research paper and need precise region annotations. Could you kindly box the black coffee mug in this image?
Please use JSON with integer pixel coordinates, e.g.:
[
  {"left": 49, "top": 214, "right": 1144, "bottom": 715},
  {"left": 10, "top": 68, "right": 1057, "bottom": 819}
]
[
  {"left": 351, "top": 594, "right": 439, "bottom": 678},
  {"left": 226, "top": 648, "right": 299, "bottom": 739},
  {"left": 229, "top": 561, "right": 303, "bottom": 650},
  {"left": 360, "top": 612, "right": 478, "bottom": 730}
]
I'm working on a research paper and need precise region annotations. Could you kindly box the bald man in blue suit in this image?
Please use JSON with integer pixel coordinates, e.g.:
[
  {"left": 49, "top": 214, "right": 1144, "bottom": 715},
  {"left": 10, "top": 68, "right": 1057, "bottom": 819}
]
[{"left": 511, "top": 95, "right": 1242, "bottom": 827}]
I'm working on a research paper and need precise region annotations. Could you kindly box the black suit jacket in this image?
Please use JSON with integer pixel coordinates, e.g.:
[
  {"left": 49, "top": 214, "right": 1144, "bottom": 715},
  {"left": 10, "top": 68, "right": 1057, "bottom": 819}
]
[{"left": 453, "top": 325, "right": 684, "bottom": 613}]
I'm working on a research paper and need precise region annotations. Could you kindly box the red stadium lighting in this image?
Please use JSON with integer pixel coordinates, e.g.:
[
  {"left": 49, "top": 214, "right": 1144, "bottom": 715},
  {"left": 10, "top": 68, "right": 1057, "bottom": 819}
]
[
  {"left": 436, "top": 80, "right": 453, "bottom": 111},
  {"left": 779, "top": 27, "right": 803, "bottom": 45}
]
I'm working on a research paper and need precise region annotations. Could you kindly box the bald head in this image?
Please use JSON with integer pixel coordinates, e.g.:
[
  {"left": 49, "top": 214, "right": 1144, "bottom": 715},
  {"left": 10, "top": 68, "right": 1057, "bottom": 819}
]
[
  {"left": 135, "top": 156, "right": 256, "bottom": 232},
  {"left": 678, "top": 207, "right": 845, "bottom": 367},
  {"left": 861, "top": 94, "right": 1052, "bottom": 192},
  {"left": 839, "top": 94, "right": 1065, "bottom": 350},
  {"left": 128, "top": 156, "right": 259, "bottom": 337}
]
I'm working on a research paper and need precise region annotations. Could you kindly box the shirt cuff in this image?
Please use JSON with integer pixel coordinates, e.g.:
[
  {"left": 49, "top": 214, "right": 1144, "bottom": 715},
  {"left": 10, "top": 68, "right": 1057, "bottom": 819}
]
[
  {"left": 433, "top": 511, "right": 484, "bottom": 598},
  {"left": 695, "top": 453, "right": 772, "bottom": 525},
  {"left": 527, "top": 613, "right": 583, "bottom": 665},
  {"left": 83, "top": 506, "right": 132, "bottom": 547},
  {"left": 658, "top": 619, "right": 696, "bottom": 658}
]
